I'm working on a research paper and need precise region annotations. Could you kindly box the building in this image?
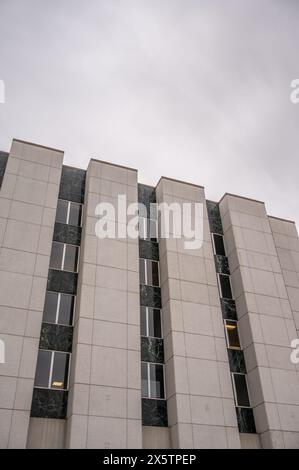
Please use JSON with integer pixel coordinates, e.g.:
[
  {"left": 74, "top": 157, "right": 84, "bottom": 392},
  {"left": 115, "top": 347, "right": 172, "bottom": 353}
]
[{"left": 0, "top": 138, "right": 299, "bottom": 449}]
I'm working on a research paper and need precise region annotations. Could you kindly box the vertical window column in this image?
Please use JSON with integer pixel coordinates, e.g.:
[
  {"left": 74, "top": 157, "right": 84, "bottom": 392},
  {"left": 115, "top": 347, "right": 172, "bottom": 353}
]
[
  {"left": 207, "top": 200, "right": 256, "bottom": 434},
  {"left": 138, "top": 184, "right": 168, "bottom": 427}
]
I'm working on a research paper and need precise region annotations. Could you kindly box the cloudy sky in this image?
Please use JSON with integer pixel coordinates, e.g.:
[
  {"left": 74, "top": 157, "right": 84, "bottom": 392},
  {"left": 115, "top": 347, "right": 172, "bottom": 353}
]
[{"left": 0, "top": 0, "right": 298, "bottom": 224}]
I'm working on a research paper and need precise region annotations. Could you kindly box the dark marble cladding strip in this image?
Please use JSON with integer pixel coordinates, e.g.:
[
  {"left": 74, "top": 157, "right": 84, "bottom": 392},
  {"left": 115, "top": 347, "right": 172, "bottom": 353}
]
[
  {"left": 138, "top": 184, "right": 156, "bottom": 218},
  {"left": 141, "top": 337, "right": 164, "bottom": 364},
  {"left": 39, "top": 323, "right": 73, "bottom": 353},
  {"left": 214, "top": 254, "right": 230, "bottom": 275},
  {"left": 140, "top": 284, "right": 162, "bottom": 309},
  {"left": 206, "top": 200, "right": 223, "bottom": 235},
  {"left": 139, "top": 239, "right": 159, "bottom": 261},
  {"left": 227, "top": 349, "right": 247, "bottom": 374},
  {"left": 53, "top": 222, "right": 81, "bottom": 246},
  {"left": 0, "top": 151, "right": 8, "bottom": 177},
  {"left": 30, "top": 388, "right": 68, "bottom": 419},
  {"left": 142, "top": 398, "right": 168, "bottom": 427},
  {"left": 220, "top": 298, "right": 237, "bottom": 320},
  {"left": 47, "top": 269, "right": 78, "bottom": 295},
  {"left": 59, "top": 166, "right": 86, "bottom": 204},
  {"left": 236, "top": 407, "right": 256, "bottom": 434}
]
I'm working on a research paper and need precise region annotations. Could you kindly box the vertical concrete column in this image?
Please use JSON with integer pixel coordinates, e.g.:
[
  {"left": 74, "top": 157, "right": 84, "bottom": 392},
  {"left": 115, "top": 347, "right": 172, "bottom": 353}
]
[
  {"left": 66, "top": 159, "right": 142, "bottom": 448},
  {"left": 219, "top": 194, "right": 299, "bottom": 448},
  {"left": 0, "top": 139, "right": 63, "bottom": 448},
  {"left": 156, "top": 178, "right": 240, "bottom": 449},
  {"left": 269, "top": 217, "right": 299, "bottom": 338}
]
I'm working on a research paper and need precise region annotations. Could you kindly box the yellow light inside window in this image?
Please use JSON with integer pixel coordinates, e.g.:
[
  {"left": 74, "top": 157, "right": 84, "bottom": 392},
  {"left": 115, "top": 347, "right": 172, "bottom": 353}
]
[{"left": 52, "top": 381, "right": 63, "bottom": 388}]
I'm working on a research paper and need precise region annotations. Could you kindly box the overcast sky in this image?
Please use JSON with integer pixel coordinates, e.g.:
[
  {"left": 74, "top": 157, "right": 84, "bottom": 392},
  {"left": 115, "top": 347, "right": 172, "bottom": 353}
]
[{"left": 0, "top": 0, "right": 298, "bottom": 225}]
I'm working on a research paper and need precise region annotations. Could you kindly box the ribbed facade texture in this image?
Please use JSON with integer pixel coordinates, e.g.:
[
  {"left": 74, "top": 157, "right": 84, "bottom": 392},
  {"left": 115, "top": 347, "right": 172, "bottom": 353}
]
[{"left": 0, "top": 139, "right": 298, "bottom": 449}]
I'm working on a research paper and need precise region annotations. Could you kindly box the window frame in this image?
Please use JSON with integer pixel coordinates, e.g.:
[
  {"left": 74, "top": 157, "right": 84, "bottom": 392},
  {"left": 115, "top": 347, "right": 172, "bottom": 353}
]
[
  {"left": 231, "top": 372, "right": 251, "bottom": 408},
  {"left": 139, "top": 216, "right": 158, "bottom": 241},
  {"left": 42, "top": 291, "right": 76, "bottom": 327},
  {"left": 49, "top": 241, "right": 80, "bottom": 273},
  {"left": 211, "top": 232, "right": 226, "bottom": 256},
  {"left": 140, "top": 306, "right": 163, "bottom": 339},
  {"left": 139, "top": 258, "right": 160, "bottom": 287},
  {"left": 218, "top": 273, "right": 233, "bottom": 300},
  {"left": 224, "top": 319, "right": 241, "bottom": 350},
  {"left": 56, "top": 198, "right": 83, "bottom": 227},
  {"left": 141, "top": 361, "right": 166, "bottom": 400},
  {"left": 34, "top": 349, "right": 71, "bottom": 391}
]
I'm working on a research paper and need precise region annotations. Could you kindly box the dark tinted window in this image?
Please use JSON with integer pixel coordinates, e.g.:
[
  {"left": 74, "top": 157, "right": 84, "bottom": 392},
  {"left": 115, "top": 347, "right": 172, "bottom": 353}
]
[
  {"left": 69, "top": 202, "right": 82, "bottom": 226},
  {"left": 147, "top": 260, "right": 159, "bottom": 286},
  {"left": 43, "top": 291, "right": 58, "bottom": 323},
  {"left": 148, "top": 308, "right": 162, "bottom": 338},
  {"left": 141, "top": 362, "right": 149, "bottom": 397},
  {"left": 233, "top": 374, "right": 250, "bottom": 407},
  {"left": 49, "top": 242, "right": 64, "bottom": 270},
  {"left": 59, "top": 294, "right": 75, "bottom": 325},
  {"left": 56, "top": 199, "right": 68, "bottom": 224},
  {"left": 219, "top": 274, "right": 233, "bottom": 299},
  {"left": 139, "top": 259, "right": 146, "bottom": 284},
  {"left": 213, "top": 234, "right": 226, "bottom": 256},
  {"left": 34, "top": 350, "right": 51, "bottom": 388},
  {"left": 150, "top": 363, "right": 165, "bottom": 399},
  {"left": 51, "top": 352, "right": 70, "bottom": 390},
  {"left": 64, "top": 245, "right": 79, "bottom": 272}
]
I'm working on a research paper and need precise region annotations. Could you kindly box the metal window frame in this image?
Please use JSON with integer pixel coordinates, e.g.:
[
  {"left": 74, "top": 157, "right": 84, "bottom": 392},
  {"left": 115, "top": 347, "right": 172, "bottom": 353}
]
[
  {"left": 43, "top": 290, "right": 76, "bottom": 327},
  {"left": 141, "top": 361, "right": 166, "bottom": 400},
  {"left": 211, "top": 232, "right": 226, "bottom": 256},
  {"left": 224, "top": 319, "right": 241, "bottom": 350},
  {"left": 231, "top": 372, "right": 251, "bottom": 409},
  {"left": 217, "top": 273, "right": 233, "bottom": 300},
  {"left": 138, "top": 216, "right": 158, "bottom": 240},
  {"left": 139, "top": 257, "right": 160, "bottom": 287},
  {"left": 50, "top": 241, "right": 80, "bottom": 273},
  {"left": 57, "top": 198, "right": 83, "bottom": 227},
  {"left": 141, "top": 306, "right": 163, "bottom": 339},
  {"left": 35, "top": 349, "right": 71, "bottom": 392}
]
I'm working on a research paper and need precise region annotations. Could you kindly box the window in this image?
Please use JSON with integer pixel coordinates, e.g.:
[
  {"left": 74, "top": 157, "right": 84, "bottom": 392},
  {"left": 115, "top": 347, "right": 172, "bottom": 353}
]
[
  {"left": 141, "top": 362, "right": 165, "bottom": 399},
  {"left": 43, "top": 291, "right": 75, "bottom": 326},
  {"left": 212, "top": 233, "right": 226, "bottom": 256},
  {"left": 139, "top": 217, "right": 158, "bottom": 241},
  {"left": 218, "top": 274, "right": 233, "bottom": 299},
  {"left": 56, "top": 199, "right": 82, "bottom": 227},
  {"left": 139, "top": 258, "right": 160, "bottom": 286},
  {"left": 224, "top": 320, "right": 241, "bottom": 349},
  {"left": 232, "top": 373, "right": 250, "bottom": 407},
  {"left": 49, "top": 242, "right": 79, "bottom": 272},
  {"left": 34, "top": 350, "right": 70, "bottom": 390},
  {"left": 141, "top": 306, "right": 162, "bottom": 338}
]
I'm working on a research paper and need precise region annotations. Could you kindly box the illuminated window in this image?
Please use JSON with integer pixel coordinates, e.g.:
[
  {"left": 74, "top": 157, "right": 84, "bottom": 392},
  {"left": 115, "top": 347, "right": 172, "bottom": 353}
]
[
  {"left": 34, "top": 350, "right": 70, "bottom": 390},
  {"left": 224, "top": 320, "right": 241, "bottom": 349}
]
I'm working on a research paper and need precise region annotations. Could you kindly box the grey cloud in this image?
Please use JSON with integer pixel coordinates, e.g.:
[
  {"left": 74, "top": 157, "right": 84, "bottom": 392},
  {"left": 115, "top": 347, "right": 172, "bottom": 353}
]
[{"left": 0, "top": 0, "right": 298, "bottom": 224}]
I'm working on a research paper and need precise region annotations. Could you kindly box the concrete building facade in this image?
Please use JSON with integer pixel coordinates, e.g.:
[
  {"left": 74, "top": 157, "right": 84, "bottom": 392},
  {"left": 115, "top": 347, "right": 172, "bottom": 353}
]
[{"left": 0, "top": 139, "right": 298, "bottom": 449}]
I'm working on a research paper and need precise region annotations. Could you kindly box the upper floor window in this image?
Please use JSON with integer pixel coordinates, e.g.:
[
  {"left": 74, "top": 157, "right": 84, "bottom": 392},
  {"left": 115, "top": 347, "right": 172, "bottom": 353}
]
[
  {"left": 140, "top": 306, "right": 162, "bottom": 338},
  {"left": 224, "top": 320, "right": 241, "bottom": 349},
  {"left": 139, "top": 258, "right": 160, "bottom": 287},
  {"left": 49, "top": 241, "right": 79, "bottom": 272},
  {"left": 139, "top": 217, "right": 158, "bottom": 241},
  {"left": 232, "top": 373, "right": 251, "bottom": 408},
  {"left": 141, "top": 362, "right": 165, "bottom": 399},
  {"left": 56, "top": 199, "right": 82, "bottom": 227},
  {"left": 218, "top": 273, "right": 233, "bottom": 299},
  {"left": 34, "top": 349, "right": 70, "bottom": 390},
  {"left": 43, "top": 291, "right": 75, "bottom": 326},
  {"left": 212, "top": 233, "right": 226, "bottom": 256}
]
